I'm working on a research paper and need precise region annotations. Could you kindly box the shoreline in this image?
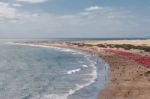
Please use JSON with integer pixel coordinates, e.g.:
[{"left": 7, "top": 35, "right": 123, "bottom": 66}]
[
  {"left": 9, "top": 42, "right": 109, "bottom": 99},
  {"left": 12, "top": 40, "right": 150, "bottom": 99},
  {"left": 68, "top": 55, "right": 108, "bottom": 99}
]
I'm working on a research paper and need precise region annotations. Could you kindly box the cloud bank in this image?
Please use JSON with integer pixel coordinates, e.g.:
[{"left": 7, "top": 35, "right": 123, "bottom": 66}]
[
  {"left": 17, "top": 0, "right": 47, "bottom": 4},
  {"left": 0, "top": 2, "right": 149, "bottom": 38}
]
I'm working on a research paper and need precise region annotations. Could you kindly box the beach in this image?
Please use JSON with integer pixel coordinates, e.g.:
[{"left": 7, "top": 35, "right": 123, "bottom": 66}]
[{"left": 19, "top": 39, "right": 150, "bottom": 99}]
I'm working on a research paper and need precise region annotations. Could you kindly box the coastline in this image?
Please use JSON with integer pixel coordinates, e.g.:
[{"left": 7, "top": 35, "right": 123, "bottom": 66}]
[
  {"left": 68, "top": 55, "right": 109, "bottom": 99},
  {"left": 9, "top": 42, "right": 109, "bottom": 99},
  {"left": 13, "top": 39, "right": 150, "bottom": 99}
]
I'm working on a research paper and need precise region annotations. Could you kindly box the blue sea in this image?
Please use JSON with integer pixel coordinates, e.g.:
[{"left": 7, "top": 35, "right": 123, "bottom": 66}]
[{"left": 0, "top": 40, "right": 108, "bottom": 99}]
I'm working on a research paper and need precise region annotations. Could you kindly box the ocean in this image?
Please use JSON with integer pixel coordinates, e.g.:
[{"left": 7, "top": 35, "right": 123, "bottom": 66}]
[
  {"left": 0, "top": 41, "right": 108, "bottom": 99},
  {"left": 0, "top": 37, "right": 149, "bottom": 43}
]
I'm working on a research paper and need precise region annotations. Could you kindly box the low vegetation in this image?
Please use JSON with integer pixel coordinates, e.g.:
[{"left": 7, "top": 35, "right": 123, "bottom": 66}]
[
  {"left": 96, "top": 44, "right": 150, "bottom": 52},
  {"left": 105, "top": 49, "right": 150, "bottom": 68},
  {"left": 69, "top": 42, "right": 150, "bottom": 52}
]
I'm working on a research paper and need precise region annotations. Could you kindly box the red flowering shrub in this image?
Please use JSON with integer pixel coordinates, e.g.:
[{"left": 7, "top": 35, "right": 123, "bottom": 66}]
[{"left": 104, "top": 49, "right": 150, "bottom": 68}]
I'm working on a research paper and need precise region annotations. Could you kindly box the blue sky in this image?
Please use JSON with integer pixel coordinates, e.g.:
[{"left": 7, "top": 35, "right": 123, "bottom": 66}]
[{"left": 0, "top": 0, "right": 150, "bottom": 38}]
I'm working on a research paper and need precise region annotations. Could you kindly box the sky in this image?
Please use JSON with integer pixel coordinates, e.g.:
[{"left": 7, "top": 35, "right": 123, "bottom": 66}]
[{"left": 0, "top": 0, "right": 150, "bottom": 38}]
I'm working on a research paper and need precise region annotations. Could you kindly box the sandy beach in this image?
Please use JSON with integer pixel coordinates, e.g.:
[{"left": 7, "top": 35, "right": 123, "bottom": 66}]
[{"left": 20, "top": 39, "right": 150, "bottom": 99}]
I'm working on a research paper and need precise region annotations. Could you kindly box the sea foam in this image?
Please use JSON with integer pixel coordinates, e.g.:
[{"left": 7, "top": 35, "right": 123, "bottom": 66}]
[
  {"left": 67, "top": 68, "right": 81, "bottom": 75},
  {"left": 6, "top": 42, "right": 106, "bottom": 99}
]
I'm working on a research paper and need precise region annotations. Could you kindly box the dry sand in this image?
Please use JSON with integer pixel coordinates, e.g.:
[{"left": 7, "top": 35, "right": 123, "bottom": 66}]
[
  {"left": 98, "top": 51, "right": 150, "bottom": 99},
  {"left": 85, "top": 39, "right": 150, "bottom": 46}
]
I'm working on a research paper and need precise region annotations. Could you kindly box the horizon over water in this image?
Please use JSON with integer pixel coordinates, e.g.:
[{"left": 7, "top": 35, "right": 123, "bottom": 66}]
[
  {"left": 0, "top": 37, "right": 149, "bottom": 43},
  {"left": 0, "top": 41, "right": 108, "bottom": 99}
]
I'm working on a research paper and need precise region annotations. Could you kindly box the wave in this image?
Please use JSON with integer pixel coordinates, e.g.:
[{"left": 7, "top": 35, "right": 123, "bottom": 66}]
[
  {"left": 82, "top": 65, "right": 88, "bottom": 68},
  {"left": 67, "top": 68, "right": 81, "bottom": 75},
  {"left": 7, "top": 42, "right": 108, "bottom": 99},
  {"left": 23, "top": 94, "right": 68, "bottom": 99},
  {"left": 7, "top": 42, "right": 79, "bottom": 54}
]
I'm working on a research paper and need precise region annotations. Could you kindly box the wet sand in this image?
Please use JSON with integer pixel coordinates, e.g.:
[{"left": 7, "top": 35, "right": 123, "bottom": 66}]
[{"left": 19, "top": 40, "right": 150, "bottom": 99}]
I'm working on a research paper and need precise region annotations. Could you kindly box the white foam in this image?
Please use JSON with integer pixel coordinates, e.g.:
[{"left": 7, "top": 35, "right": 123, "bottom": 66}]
[
  {"left": 82, "top": 65, "right": 88, "bottom": 68},
  {"left": 67, "top": 61, "right": 98, "bottom": 97},
  {"left": 8, "top": 42, "right": 80, "bottom": 54},
  {"left": 67, "top": 68, "right": 97, "bottom": 95},
  {"left": 27, "top": 94, "right": 68, "bottom": 99},
  {"left": 67, "top": 68, "right": 81, "bottom": 74},
  {"left": 71, "top": 52, "right": 82, "bottom": 55},
  {"left": 42, "top": 94, "right": 68, "bottom": 99},
  {"left": 8, "top": 42, "right": 98, "bottom": 99},
  {"left": 7, "top": 42, "right": 50, "bottom": 48}
]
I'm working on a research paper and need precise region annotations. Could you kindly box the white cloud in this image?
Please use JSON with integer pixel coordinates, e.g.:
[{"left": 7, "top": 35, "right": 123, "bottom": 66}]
[
  {"left": 0, "top": 2, "right": 39, "bottom": 22},
  {"left": 0, "top": 2, "right": 9, "bottom": 6},
  {"left": 12, "top": 3, "right": 23, "bottom": 7},
  {"left": 85, "top": 6, "right": 103, "bottom": 11},
  {"left": 0, "top": 2, "right": 17, "bottom": 19},
  {"left": 17, "top": 0, "right": 47, "bottom": 4},
  {"left": 0, "top": 5, "right": 149, "bottom": 38}
]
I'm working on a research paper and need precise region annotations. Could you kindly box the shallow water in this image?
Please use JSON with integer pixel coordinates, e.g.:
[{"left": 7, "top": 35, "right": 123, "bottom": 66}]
[{"left": 0, "top": 43, "right": 108, "bottom": 99}]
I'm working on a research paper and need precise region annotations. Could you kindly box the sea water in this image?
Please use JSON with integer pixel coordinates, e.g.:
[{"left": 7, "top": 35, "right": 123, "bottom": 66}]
[{"left": 0, "top": 43, "right": 108, "bottom": 99}]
